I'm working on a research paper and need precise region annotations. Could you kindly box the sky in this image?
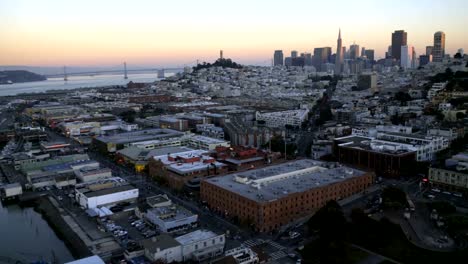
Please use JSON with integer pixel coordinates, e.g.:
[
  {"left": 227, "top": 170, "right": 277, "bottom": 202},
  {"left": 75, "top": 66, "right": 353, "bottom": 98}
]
[{"left": 0, "top": 0, "right": 467, "bottom": 67}]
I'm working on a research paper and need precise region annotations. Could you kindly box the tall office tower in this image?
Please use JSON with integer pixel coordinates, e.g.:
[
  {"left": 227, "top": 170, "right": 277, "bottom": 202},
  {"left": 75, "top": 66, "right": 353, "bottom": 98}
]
[
  {"left": 433, "top": 31, "right": 446, "bottom": 62},
  {"left": 335, "top": 28, "right": 343, "bottom": 74},
  {"left": 391, "top": 30, "right": 407, "bottom": 60},
  {"left": 301, "top": 53, "right": 313, "bottom": 66},
  {"left": 386, "top": 45, "right": 392, "bottom": 58},
  {"left": 361, "top": 47, "right": 366, "bottom": 57},
  {"left": 419, "top": 55, "right": 432, "bottom": 66},
  {"left": 349, "top": 44, "right": 360, "bottom": 59},
  {"left": 284, "top": 57, "right": 292, "bottom": 67},
  {"left": 291, "top": 50, "right": 298, "bottom": 58},
  {"left": 313, "top": 47, "right": 332, "bottom": 70},
  {"left": 364, "top": 49, "right": 375, "bottom": 61},
  {"left": 400, "top": 45, "right": 413, "bottom": 69},
  {"left": 273, "top": 50, "right": 284, "bottom": 66},
  {"left": 220, "top": 50, "right": 223, "bottom": 59},
  {"left": 411, "top": 48, "right": 418, "bottom": 68},
  {"left": 426, "top": 46, "right": 433, "bottom": 56}
]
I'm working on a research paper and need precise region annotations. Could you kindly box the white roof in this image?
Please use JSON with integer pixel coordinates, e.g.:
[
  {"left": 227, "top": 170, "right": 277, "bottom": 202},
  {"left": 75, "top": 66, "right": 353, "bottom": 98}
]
[{"left": 65, "top": 256, "right": 105, "bottom": 264}]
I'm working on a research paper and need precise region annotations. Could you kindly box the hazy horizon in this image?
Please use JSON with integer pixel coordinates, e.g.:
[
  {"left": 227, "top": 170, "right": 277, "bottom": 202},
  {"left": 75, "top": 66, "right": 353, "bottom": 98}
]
[{"left": 1, "top": 0, "right": 468, "bottom": 67}]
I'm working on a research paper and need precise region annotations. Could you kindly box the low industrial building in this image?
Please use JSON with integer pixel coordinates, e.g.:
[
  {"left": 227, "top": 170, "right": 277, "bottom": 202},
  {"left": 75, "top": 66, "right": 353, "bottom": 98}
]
[
  {"left": 141, "top": 230, "right": 225, "bottom": 263},
  {"left": 201, "top": 159, "right": 374, "bottom": 232},
  {"left": 0, "top": 183, "right": 23, "bottom": 200},
  {"left": 75, "top": 166, "right": 112, "bottom": 182},
  {"left": 175, "top": 229, "right": 225, "bottom": 262},
  {"left": 141, "top": 235, "right": 183, "bottom": 263},
  {"left": 149, "top": 149, "right": 228, "bottom": 190},
  {"left": 217, "top": 246, "right": 260, "bottom": 264},
  {"left": 145, "top": 204, "right": 198, "bottom": 233},
  {"left": 333, "top": 136, "right": 417, "bottom": 178},
  {"left": 212, "top": 146, "right": 280, "bottom": 171},
  {"left": 75, "top": 182, "right": 139, "bottom": 209},
  {"left": 255, "top": 109, "right": 309, "bottom": 128},
  {"left": 186, "top": 135, "right": 230, "bottom": 150},
  {"left": 93, "top": 128, "right": 185, "bottom": 154},
  {"left": 116, "top": 146, "right": 194, "bottom": 173},
  {"left": 428, "top": 153, "right": 468, "bottom": 194}
]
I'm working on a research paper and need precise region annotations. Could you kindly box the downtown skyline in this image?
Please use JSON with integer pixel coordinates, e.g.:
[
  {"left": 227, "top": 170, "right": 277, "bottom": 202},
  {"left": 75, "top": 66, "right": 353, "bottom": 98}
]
[{"left": 1, "top": 0, "right": 468, "bottom": 67}]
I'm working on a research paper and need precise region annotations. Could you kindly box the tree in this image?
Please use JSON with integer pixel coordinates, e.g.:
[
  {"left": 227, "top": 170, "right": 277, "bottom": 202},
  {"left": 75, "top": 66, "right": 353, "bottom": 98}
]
[
  {"left": 445, "top": 67, "right": 454, "bottom": 78},
  {"left": 381, "top": 187, "right": 407, "bottom": 209},
  {"left": 394, "top": 91, "right": 412, "bottom": 105},
  {"left": 307, "top": 200, "right": 349, "bottom": 264},
  {"left": 456, "top": 112, "right": 466, "bottom": 120},
  {"left": 119, "top": 110, "right": 136, "bottom": 123},
  {"left": 454, "top": 52, "right": 462, "bottom": 59}
]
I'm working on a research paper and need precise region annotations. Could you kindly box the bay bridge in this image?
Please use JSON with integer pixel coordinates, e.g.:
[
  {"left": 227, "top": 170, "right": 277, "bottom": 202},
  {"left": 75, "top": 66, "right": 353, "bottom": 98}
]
[{"left": 46, "top": 60, "right": 200, "bottom": 80}]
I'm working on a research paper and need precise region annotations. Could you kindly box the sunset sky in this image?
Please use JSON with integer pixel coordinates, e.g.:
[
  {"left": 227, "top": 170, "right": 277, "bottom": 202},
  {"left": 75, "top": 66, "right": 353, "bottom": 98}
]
[{"left": 1, "top": 0, "right": 467, "bottom": 67}]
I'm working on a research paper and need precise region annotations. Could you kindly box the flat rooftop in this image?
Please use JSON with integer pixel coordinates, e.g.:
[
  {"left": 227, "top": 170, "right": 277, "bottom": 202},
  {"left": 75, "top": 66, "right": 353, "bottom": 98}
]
[
  {"left": 175, "top": 229, "right": 220, "bottom": 245},
  {"left": 335, "top": 136, "right": 416, "bottom": 155},
  {"left": 147, "top": 205, "right": 195, "bottom": 223},
  {"left": 79, "top": 184, "right": 137, "bottom": 198},
  {"left": 154, "top": 149, "right": 226, "bottom": 174},
  {"left": 147, "top": 195, "right": 171, "bottom": 207},
  {"left": 42, "top": 160, "right": 98, "bottom": 172},
  {"left": 95, "top": 128, "right": 184, "bottom": 144},
  {"left": 205, "top": 159, "right": 367, "bottom": 202},
  {"left": 189, "top": 135, "right": 228, "bottom": 144},
  {"left": 117, "top": 146, "right": 193, "bottom": 160}
]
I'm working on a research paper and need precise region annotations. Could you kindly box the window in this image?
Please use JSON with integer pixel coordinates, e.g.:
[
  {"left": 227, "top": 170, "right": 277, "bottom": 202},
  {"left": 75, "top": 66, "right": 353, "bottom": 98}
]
[{"left": 195, "top": 244, "right": 198, "bottom": 250}]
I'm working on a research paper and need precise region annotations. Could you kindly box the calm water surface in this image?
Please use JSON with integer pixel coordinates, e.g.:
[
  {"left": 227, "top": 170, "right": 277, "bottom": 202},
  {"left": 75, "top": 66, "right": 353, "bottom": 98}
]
[
  {"left": 0, "top": 72, "right": 176, "bottom": 96},
  {"left": 0, "top": 202, "right": 74, "bottom": 263}
]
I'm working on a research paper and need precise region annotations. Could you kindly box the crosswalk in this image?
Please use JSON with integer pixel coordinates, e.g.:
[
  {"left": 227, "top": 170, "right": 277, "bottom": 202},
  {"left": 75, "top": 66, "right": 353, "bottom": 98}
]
[
  {"left": 243, "top": 239, "right": 289, "bottom": 261},
  {"left": 270, "top": 250, "right": 288, "bottom": 260},
  {"left": 243, "top": 239, "right": 265, "bottom": 248},
  {"left": 268, "top": 241, "right": 286, "bottom": 251}
]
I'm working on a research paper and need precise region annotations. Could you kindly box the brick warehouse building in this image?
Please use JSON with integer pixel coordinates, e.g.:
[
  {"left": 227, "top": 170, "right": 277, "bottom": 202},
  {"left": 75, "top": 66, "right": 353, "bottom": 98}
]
[{"left": 201, "top": 159, "right": 374, "bottom": 233}]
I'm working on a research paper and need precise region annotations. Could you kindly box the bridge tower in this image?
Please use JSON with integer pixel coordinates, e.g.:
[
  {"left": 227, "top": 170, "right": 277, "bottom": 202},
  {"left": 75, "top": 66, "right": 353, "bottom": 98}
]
[
  {"left": 63, "top": 66, "right": 68, "bottom": 81},
  {"left": 124, "top": 62, "right": 128, "bottom": 79},
  {"left": 157, "top": 68, "right": 165, "bottom": 78}
]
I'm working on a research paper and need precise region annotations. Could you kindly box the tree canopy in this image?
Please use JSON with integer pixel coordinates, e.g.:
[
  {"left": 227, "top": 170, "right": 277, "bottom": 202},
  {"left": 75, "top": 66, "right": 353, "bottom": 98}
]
[{"left": 193, "top": 58, "right": 242, "bottom": 71}]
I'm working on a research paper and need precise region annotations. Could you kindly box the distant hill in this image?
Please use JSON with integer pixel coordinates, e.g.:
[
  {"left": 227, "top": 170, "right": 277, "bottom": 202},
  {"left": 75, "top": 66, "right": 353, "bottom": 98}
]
[{"left": 0, "top": 70, "right": 47, "bottom": 84}]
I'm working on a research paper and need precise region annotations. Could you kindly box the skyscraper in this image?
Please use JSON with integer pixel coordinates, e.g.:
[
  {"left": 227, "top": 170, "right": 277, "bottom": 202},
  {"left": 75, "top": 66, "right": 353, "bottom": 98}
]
[
  {"left": 335, "top": 28, "right": 343, "bottom": 75},
  {"left": 301, "top": 52, "right": 313, "bottom": 66},
  {"left": 392, "top": 30, "right": 407, "bottom": 60},
  {"left": 400, "top": 45, "right": 413, "bottom": 69},
  {"left": 313, "top": 47, "right": 332, "bottom": 70},
  {"left": 291, "top": 50, "right": 298, "bottom": 58},
  {"left": 433, "top": 31, "right": 446, "bottom": 62},
  {"left": 364, "top": 49, "right": 375, "bottom": 61},
  {"left": 426, "top": 46, "right": 433, "bottom": 56},
  {"left": 386, "top": 45, "right": 392, "bottom": 58},
  {"left": 361, "top": 47, "right": 366, "bottom": 57},
  {"left": 349, "top": 44, "right": 360, "bottom": 60},
  {"left": 273, "top": 50, "right": 284, "bottom": 66}
]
